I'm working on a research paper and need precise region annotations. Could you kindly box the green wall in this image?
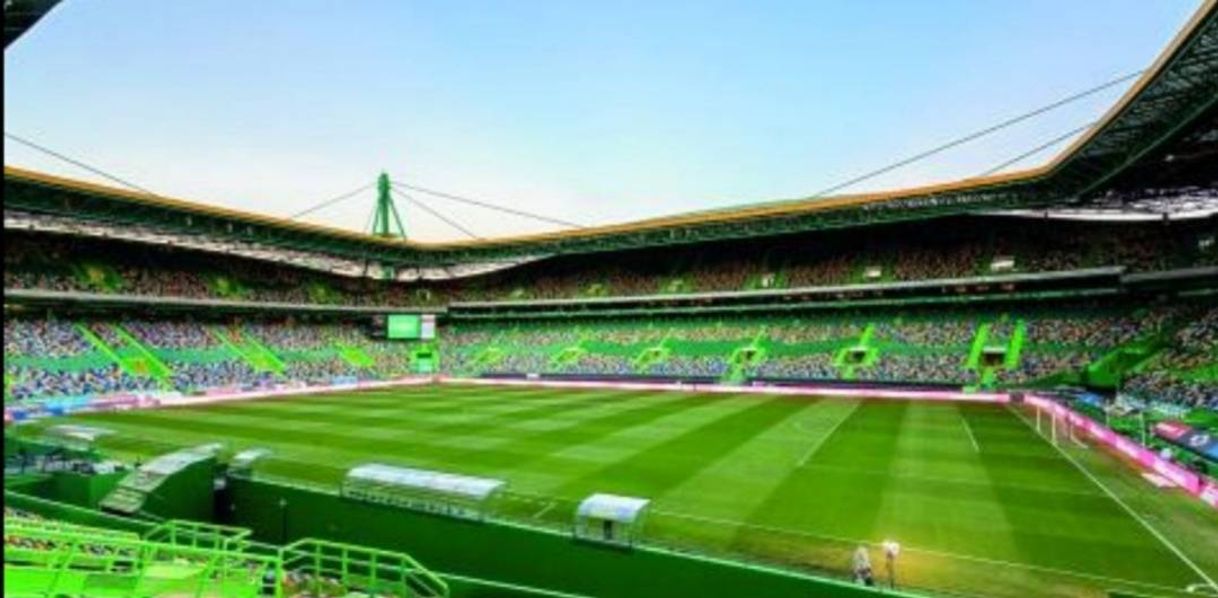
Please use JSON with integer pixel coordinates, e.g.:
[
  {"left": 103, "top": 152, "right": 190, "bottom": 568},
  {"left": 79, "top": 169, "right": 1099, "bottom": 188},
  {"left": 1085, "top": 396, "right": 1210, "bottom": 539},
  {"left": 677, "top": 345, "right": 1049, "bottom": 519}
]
[{"left": 224, "top": 478, "right": 910, "bottom": 598}]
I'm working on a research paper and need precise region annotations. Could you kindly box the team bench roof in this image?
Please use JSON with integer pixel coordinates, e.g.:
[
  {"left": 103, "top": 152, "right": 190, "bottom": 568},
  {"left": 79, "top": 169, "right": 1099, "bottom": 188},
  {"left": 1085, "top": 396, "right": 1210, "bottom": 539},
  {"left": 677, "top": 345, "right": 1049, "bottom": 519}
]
[{"left": 4, "top": 0, "right": 1216, "bottom": 266}]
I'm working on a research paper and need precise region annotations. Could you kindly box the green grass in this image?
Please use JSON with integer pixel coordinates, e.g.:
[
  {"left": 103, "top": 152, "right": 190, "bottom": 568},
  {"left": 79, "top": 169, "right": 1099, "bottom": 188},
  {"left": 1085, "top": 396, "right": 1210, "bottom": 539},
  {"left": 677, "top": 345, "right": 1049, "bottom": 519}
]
[{"left": 21, "top": 384, "right": 1218, "bottom": 598}]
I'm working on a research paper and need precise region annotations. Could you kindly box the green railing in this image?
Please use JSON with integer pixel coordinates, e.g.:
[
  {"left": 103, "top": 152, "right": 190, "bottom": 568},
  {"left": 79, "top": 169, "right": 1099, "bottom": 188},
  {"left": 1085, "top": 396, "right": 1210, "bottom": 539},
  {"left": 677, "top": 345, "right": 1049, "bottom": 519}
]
[
  {"left": 280, "top": 538, "right": 449, "bottom": 598},
  {"left": 4, "top": 513, "right": 451, "bottom": 598},
  {"left": 4, "top": 516, "right": 277, "bottom": 598}
]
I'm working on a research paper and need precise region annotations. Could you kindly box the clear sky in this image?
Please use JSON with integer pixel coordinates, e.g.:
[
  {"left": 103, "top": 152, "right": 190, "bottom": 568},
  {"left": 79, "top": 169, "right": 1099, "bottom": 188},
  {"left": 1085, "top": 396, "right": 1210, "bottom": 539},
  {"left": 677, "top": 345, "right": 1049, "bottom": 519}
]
[{"left": 3, "top": 0, "right": 1203, "bottom": 241}]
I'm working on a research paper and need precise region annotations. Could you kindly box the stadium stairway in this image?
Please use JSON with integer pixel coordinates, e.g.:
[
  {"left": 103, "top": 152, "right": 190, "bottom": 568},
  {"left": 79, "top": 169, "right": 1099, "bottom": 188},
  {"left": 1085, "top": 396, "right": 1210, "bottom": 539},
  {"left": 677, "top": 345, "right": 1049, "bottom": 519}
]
[
  {"left": 724, "top": 328, "right": 769, "bottom": 384},
  {"left": 1004, "top": 320, "right": 1027, "bottom": 371},
  {"left": 632, "top": 330, "right": 674, "bottom": 373},
  {"left": 207, "top": 326, "right": 285, "bottom": 375},
  {"left": 551, "top": 339, "right": 588, "bottom": 371},
  {"left": 967, "top": 318, "right": 1025, "bottom": 389},
  {"left": 75, "top": 323, "right": 173, "bottom": 387},
  {"left": 1087, "top": 335, "right": 1171, "bottom": 388},
  {"left": 966, "top": 323, "right": 990, "bottom": 371},
  {"left": 835, "top": 324, "right": 877, "bottom": 380},
  {"left": 327, "top": 329, "right": 376, "bottom": 370},
  {"left": 111, "top": 324, "right": 175, "bottom": 383}
]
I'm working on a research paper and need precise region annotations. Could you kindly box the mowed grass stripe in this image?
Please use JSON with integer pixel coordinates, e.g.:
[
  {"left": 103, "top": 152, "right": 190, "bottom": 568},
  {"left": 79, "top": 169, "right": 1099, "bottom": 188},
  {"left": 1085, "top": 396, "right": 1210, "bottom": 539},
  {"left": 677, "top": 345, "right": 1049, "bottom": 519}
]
[
  {"left": 201, "top": 385, "right": 574, "bottom": 415},
  {"left": 733, "top": 400, "right": 906, "bottom": 544},
  {"left": 956, "top": 405, "right": 1092, "bottom": 492},
  {"left": 42, "top": 386, "right": 1214, "bottom": 598},
  {"left": 866, "top": 403, "right": 1021, "bottom": 564},
  {"left": 552, "top": 394, "right": 820, "bottom": 501},
  {"left": 971, "top": 406, "right": 1201, "bottom": 588},
  {"left": 497, "top": 394, "right": 776, "bottom": 499},
  {"left": 420, "top": 391, "right": 736, "bottom": 472},
  {"left": 96, "top": 387, "right": 628, "bottom": 442},
  {"left": 241, "top": 394, "right": 749, "bottom": 488},
  {"left": 60, "top": 406, "right": 518, "bottom": 467},
  {"left": 646, "top": 399, "right": 860, "bottom": 549},
  {"left": 421, "top": 389, "right": 654, "bottom": 438},
  {"left": 61, "top": 390, "right": 701, "bottom": 481},
  {"left": 166, "top": 387, "right": 626, "bottom": 438}
]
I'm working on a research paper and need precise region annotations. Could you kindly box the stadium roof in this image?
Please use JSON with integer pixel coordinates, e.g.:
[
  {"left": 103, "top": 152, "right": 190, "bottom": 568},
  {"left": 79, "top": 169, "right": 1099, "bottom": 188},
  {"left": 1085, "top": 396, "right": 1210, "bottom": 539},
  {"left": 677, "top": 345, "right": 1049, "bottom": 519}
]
[
  {"left": 3, "top": 0, "right": 60, "bottom": 48},
  {"left": 4, "top": 0, "right": 1216, "bottom": 267}
]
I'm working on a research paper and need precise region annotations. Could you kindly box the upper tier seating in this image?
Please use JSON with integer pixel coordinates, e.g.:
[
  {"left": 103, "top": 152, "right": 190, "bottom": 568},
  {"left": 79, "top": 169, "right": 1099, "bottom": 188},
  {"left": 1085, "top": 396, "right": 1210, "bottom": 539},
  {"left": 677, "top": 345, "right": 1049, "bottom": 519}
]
[{"left": 8, "top": 216, "right": 1214, "bottom": 306}]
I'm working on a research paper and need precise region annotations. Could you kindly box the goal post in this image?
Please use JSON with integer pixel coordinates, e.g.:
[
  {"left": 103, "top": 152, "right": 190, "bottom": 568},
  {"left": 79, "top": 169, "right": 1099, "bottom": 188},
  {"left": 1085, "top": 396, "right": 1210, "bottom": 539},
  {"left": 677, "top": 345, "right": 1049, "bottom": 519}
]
[{"left": 1032, "top": 403, "right": 1073, "bottom": 447}]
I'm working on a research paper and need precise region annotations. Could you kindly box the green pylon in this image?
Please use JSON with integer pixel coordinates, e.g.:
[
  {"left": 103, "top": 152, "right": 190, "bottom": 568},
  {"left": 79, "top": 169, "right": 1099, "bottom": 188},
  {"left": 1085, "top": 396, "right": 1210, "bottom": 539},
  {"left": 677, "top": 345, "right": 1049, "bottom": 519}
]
[{"left": 370, "top": 172, "right": 407, "bottom": 239}]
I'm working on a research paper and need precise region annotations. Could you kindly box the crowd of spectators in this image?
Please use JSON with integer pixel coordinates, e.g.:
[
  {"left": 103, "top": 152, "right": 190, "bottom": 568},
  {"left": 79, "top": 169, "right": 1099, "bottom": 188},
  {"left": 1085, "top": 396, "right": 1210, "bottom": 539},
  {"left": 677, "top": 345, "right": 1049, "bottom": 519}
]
[
  {"left": 5, "top": 319, "right": 93, "bottom": 357},
  {"left": 648, "top": 356, "right": 729, "bottom": 378},
  {"left": 875, "top": 319, "right": 975, "bottom": 346},
  {"left": 282, "top": 358, "right": 362, "bottom": 383},
  {"left": 1024, "top": 308, "right": 1176, "bottom": 348},
  {"left": 4, "top": 233, "right": 416, "bottom": 307},
  {"left": 753, "top": 354, "right": 839, "bottom": 380},
  {"left": 855, "top": 354, "right": 964, "bottom": 385},
  {"left": 4, "top": 317, "right": 427, "bottom": 403},
  {"left": 565, "top": 355, "right": 636, "bottom": 376},
  {"left": 1172, "top": 307, "right": 1218, "bottom": 354},
  {"left": 170, "top": 361, "right": 277, "bottom": 393},
  {"left": 492, "top": 353, "right": 554, "bottom": 374},
  {"left": 1119, "top": 306, "right": 1217, "bottom": 409},
  {"left": 9, "top": 217, "right": 1214, "bottom": 308},
  {"left": 1125, "top": 373, "right": 1216, "bottom": 410},
  {"left": 446, "top": 307, "right": 1208, "bottom": 390},
  {"left": 245, "top": 322, "right": 333, "bottom": 350},
  {"left": 767, "top": 321, "right": 861, "bottom": 344},
  {"left": 1006, "top": 352, "right": 1100, "bottom": 384},
  {"left": 7, "top": 364, "right": 162, "bottom": 402},
  {"left": 127, "top": 320, "right": 219, "bottom": 350},
  {"left": 6, "top": 300, "right": 1213, "bottom": 407}
]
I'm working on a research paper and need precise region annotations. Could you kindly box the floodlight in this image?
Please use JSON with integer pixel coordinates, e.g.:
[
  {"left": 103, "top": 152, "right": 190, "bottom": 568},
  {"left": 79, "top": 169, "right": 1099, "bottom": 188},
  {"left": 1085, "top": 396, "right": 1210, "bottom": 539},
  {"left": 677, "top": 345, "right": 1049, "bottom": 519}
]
[
  {"left": 883, "top": 540, "right": 901, "bottom": 558},
  {"left": 883, "top": 540, "right": 901, "bottom": 589}
]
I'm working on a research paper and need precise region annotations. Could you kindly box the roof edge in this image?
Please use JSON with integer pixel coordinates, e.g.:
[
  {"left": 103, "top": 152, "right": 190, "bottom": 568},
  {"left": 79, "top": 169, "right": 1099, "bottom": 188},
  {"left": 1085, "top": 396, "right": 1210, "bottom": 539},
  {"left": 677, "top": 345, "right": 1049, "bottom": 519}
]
[{"left": 4, "top": 0, "right": 1213, "bottom": 252}]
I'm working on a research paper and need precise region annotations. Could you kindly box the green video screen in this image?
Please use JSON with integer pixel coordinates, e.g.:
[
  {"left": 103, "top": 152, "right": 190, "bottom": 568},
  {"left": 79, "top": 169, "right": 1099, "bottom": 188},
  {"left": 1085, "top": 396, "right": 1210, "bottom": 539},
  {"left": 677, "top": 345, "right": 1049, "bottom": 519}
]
[{"left": 386, "top": 314, "right": 422, "bottom": 339}]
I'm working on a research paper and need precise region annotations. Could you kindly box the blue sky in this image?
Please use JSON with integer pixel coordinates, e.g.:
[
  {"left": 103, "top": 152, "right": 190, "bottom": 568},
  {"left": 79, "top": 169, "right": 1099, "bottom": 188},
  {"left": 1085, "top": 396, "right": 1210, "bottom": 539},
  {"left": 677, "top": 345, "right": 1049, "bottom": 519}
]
[{"left": 3, "top": 0, "right": 1203, "bottom": 241}]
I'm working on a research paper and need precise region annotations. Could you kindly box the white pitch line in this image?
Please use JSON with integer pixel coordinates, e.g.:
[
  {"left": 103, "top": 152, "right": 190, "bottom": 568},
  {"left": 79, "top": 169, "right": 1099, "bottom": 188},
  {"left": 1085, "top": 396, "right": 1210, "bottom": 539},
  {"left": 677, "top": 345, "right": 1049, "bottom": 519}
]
[
  {"left": 797, "top": 462, "right": 1104, "bottom": 498},
  {"left": 959, "top": 411, "right": 981, "bottom": 453},
  {"left": 1007, "top": 404, "right": 1218, "bottom": 593},
  {"left": 1187, "top": 583, "right": 1218, "bottom": 596},
  {"left": 796, "top": 400, "right": 861, "bottom": 467},
  {"left": 489, "top": 487, "right": 1195, "bottom": 595},
  {"left": 532, "top": 500, "right": 557, "bottom": 520},
  {"left": 650, "top": 508, "right": 1191, "bottom": 596}
]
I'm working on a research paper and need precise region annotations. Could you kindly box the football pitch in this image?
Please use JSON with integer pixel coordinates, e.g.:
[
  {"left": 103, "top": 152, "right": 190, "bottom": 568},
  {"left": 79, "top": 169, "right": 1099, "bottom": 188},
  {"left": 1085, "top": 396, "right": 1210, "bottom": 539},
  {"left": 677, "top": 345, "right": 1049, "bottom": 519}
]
[{"left": 30, "top": 384, "right": 1218, "bottom": 598}]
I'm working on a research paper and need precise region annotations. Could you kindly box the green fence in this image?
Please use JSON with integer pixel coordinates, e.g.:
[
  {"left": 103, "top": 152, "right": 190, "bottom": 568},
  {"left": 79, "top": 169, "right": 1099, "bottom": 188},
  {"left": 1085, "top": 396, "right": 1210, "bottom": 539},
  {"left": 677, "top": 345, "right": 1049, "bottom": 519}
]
[{"left": 223, "top": 478, "right": 916, "bottom": 598}]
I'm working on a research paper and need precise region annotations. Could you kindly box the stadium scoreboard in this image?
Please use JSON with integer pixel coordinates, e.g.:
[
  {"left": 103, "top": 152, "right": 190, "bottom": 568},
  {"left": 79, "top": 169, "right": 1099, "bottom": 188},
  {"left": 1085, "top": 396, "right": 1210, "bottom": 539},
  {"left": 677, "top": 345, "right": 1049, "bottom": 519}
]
[{"left": 372, "top": 314, "right": 436, "bottom": 340}]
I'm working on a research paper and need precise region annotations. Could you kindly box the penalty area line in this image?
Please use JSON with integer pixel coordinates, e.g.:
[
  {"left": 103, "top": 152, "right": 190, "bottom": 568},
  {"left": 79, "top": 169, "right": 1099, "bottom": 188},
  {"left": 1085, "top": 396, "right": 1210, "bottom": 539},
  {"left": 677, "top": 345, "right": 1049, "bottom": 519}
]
[{"left": 1007, "top": 404, "right": 1218, "bottom": 594}]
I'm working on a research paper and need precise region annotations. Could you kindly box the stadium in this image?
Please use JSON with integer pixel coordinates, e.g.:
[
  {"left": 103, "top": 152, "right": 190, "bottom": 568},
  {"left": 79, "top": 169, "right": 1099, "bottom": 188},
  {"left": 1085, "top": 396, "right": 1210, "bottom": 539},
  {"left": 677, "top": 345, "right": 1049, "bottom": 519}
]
[{"left": 4, "top": 1, "right": 1217, "bottom": 597}]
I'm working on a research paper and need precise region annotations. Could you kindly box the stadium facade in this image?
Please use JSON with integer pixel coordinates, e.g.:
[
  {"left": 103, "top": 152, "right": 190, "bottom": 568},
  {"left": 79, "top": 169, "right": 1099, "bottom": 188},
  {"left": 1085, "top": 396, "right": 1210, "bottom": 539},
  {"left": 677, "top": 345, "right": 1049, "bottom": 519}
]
[{"left": 4, "top": 2, "right": 1218, "bottom": 598}]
